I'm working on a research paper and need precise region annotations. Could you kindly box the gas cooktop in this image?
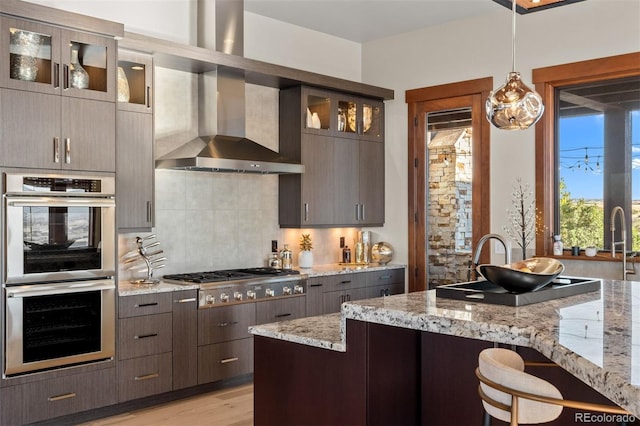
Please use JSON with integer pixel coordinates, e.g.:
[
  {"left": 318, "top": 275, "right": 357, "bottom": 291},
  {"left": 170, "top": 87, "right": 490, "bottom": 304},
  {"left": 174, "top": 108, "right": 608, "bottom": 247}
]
[{"left": 163, "top": 267, "right": 300, "bottom": 284}]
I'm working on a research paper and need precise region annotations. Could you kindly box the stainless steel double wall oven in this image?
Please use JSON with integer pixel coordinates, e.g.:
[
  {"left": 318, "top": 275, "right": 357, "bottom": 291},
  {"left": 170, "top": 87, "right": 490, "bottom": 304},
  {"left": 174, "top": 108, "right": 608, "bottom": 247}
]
[{"left": 2, "top": 172, "right": 116, "bottom": 376}]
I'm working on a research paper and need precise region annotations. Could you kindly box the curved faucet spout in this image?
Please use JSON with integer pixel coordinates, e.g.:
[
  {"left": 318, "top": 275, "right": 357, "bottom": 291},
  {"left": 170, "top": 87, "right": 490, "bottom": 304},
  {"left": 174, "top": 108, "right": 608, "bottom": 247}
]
[
  {"left": 472, "top": 233, "right": 512, "bottom": 267},
  {"left": 610, "top": 205, "right": 633, "bottom": 280}
]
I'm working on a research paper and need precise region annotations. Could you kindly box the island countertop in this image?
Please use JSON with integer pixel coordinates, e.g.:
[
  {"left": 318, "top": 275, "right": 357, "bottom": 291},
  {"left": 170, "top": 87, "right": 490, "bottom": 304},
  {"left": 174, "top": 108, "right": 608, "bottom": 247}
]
[{"left": 249, "top": 279, "right": 640, "bottom": 416}]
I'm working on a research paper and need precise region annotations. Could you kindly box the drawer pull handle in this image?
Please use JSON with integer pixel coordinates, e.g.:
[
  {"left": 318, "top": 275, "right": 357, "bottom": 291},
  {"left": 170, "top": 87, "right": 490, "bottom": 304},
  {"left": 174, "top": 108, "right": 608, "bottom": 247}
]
[
  {"left": 135, "top": 302, "right": 158, "bottom": 308},
  {"left": 48, "top": 392, "right": 76, "bottom": 402},
  {"left": 275, "top": 313, "right": 291, "bottom": 318},
  {"left": 310, "top": 283, "right": 323, "bottom": 287},
  {"left": 135, "top": 333, "right": 158, "bottom": 339},
  {"left": 339, "top": 280, "right": 352, "bottom": 285},
  {"left": 218, "top": 321, "right": 239, "bottom": 327},
  {"left": 134, "top": 373, "right": 160, "bottom": 381},
  {"left": 220, "top": 357, "right": 239, "bottom": 364},
  {"left": 176, "top": 298, "right": 197, "bottom": 303},
  {"left": 379, "top": 275, "right": 392, "bottom": 280}
]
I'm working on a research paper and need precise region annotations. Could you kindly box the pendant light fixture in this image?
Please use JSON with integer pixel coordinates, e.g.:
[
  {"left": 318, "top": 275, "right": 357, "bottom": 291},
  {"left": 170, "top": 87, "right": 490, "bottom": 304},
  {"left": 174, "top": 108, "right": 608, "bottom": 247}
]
[{"left": 486, "top": 0, "right": 544, "bottom": 130}]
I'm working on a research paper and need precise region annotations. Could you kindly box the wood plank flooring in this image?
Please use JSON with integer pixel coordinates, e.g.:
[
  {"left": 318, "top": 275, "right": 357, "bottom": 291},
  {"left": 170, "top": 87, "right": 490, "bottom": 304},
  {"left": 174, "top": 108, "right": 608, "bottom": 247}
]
[{"left": 79, "top": 384, "right": 253, "bottom": 426}]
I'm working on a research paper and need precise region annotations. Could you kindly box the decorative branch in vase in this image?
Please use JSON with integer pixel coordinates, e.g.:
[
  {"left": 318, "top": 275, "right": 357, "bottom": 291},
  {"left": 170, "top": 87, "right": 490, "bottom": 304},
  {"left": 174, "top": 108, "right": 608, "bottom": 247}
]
[
  {"left": 298, "top": 233, "right": 313, "bottom": 268},
  {"left": 503, "top": 178, "right": 545, "bottom": 261}
]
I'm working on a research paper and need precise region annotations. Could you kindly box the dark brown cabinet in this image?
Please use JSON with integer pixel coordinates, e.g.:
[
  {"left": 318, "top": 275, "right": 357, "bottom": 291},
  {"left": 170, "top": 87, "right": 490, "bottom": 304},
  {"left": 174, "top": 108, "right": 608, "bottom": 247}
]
[
  {"left": 116, "top": 49, "right": 154, "bottom": 230},
  {"left": 279, "top": 85, "right": 385, "bottom": 228},
  {"left": 305, "top": 276, "right": 330, "bottom": 317}
]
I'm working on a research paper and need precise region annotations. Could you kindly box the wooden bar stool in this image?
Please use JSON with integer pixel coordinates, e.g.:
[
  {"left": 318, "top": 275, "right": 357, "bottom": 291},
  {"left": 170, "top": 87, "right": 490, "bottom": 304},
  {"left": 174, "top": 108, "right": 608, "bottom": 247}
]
[{"left": 476, "top": 348, "right": 631, "bottom": 426}]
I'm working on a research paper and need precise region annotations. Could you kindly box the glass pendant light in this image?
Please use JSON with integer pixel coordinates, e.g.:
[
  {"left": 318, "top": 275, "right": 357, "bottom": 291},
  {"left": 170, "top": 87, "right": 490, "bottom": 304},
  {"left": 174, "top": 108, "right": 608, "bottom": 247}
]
[{"left": 486, "top": 0, "right": 544, "bottom": 130}]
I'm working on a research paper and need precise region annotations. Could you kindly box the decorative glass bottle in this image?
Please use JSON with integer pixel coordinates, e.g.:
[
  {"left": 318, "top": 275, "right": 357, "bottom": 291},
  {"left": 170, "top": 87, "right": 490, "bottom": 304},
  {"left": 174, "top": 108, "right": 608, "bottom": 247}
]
[
  {"left": 69, "top": 47, "right": 89, "bottom": 89},
  {"left": 553, "top": 235, "right": 563, "bottom": 256}
]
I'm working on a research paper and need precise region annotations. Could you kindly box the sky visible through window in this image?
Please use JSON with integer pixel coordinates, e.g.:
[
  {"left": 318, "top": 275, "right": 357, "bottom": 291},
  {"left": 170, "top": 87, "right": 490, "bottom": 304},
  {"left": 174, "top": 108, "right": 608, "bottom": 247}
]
[{"left": 559, "top": 111, "right": 640, "bottom": 200}]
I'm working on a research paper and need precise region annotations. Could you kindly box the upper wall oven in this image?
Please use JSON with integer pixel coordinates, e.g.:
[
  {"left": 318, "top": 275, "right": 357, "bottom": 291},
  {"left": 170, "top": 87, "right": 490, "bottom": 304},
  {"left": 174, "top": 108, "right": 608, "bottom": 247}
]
[{"left": 3, "top": 173, "right": 115, "bottom": 284}]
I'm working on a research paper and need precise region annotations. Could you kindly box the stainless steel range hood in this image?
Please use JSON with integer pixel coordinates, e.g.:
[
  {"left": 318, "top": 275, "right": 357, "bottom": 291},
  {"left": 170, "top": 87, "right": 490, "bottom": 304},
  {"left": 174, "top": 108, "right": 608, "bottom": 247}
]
[{"left": 156, "top": 0, "right": 304, "bottom": 174}]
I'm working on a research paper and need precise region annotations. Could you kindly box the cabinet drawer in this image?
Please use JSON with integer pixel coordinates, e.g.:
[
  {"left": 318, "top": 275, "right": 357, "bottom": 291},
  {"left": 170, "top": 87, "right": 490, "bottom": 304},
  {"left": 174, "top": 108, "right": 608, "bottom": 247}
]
[
  {"left": 198, "top": 338, "right": 253, "bottom": 384},
  {"left": 22, "top": 368, "right": 116, "bottom": 424},
  {"left": 119, "top": 292, "right": 172, "bottom": 318},
  {"left": 118, "top": 352, "right": 172, "bottom": 402},
  {"left": 367, "top": 269, "right": 405, "bottom": 287},
  {"left": 118, "top": 312, "right": 173, "bottom": 360},
  {"left": 326, "top": 273, "right": 367, "bottom": 291},
  {"left": 198, "top": 303, "right": 255, "bottom": 345},
  {"left": 256, "top": 295, "right": 306, "bottom": 324}
]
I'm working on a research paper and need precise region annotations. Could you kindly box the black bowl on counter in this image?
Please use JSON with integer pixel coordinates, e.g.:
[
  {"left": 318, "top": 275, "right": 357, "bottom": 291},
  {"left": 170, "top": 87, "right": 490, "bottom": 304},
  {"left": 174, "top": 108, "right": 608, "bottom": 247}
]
[{"left": 476, "top": 258, "right": 565, "bottom": 293}]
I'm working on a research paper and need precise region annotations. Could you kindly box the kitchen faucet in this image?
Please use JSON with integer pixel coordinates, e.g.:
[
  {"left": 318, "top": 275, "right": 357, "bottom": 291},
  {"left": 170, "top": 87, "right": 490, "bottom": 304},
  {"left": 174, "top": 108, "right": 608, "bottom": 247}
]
[
  {"left": 470, "top": 234, "right": 512, "bottom": 280},
  {"left": 610, "top": 206, "right": 635, "bottom": 280}
]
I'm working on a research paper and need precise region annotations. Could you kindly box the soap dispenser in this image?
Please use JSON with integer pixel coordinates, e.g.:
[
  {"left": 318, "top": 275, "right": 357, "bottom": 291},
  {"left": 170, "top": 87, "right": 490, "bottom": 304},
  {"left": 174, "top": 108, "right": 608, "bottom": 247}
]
[{"left": 553, "top": 235, "right": 563, "bottom": 256}]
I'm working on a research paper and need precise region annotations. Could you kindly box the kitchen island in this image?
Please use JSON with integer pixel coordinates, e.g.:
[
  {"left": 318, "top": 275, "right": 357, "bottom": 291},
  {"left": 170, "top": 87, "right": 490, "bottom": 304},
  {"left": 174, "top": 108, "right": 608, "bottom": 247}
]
[{"left": 249, "top": 279, "right": 640, "bottom": 424}]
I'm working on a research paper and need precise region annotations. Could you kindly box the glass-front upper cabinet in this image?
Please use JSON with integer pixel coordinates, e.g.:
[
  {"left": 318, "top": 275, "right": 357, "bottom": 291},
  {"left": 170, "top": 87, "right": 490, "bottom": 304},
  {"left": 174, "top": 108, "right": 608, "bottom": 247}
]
[
  {"left": 336, "top": 95, "right": 384, "bottom": 142},
  {"left": 117, "top": 49, "right": 153, "bottom": 113},
  {"left": 303, "top": 87, "right": 332, "bottom": 134},
  {"left": 1, "top": 17, "right": 116, "bottom": 102}
]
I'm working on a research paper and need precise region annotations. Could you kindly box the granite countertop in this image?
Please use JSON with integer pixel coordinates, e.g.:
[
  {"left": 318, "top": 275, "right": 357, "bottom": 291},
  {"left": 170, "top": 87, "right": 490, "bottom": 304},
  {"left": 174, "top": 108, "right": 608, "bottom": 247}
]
[
  {"left": 249, "top": 279, "right": 640, "bottom": 416},
  {"left": 117, "top": 263, "right": 406, "bottom": 296}
]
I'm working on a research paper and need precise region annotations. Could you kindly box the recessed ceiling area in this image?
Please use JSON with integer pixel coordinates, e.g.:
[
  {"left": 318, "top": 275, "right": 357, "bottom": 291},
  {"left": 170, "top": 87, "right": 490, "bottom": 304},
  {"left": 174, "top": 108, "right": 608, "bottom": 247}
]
[{"left": 245, "top": 0, "right": 587, "bottom": 43}]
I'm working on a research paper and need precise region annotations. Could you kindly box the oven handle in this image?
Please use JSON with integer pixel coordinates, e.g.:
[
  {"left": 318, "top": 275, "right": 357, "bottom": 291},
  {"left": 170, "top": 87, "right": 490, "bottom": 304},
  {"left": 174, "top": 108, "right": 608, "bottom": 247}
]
[
  {"left": 6, "top": 280, "right": 115, "bottom": 298},
  {"left": 6, "top": 196, "right": 115, "bottom": 208}
]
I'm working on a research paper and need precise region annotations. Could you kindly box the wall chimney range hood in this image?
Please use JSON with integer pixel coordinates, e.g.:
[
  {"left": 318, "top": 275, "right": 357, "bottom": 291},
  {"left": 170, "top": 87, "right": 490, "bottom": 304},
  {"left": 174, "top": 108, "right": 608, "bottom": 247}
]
[{"left": 156, "top": 0, "right": 304, "bottom": 174}]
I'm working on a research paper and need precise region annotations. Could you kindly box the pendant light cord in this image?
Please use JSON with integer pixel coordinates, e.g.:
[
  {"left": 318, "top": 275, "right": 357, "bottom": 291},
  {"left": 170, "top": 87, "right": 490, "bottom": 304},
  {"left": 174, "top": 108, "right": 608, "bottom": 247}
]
[{"left": 512, "top": 0, "right": 517, "bottom": 72}]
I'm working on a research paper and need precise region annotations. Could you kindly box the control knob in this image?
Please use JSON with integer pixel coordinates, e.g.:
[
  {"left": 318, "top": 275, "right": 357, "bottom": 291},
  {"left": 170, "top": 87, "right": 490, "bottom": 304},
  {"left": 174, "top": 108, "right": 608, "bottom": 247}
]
[
  {"left": 265, "top": 288, "right": 275, "bottom": 297},
  {"left": 294, "top": 285, "right": 304, "bottom": 294},
  {"left": 247, "top": 290, "right": 256, "bottom": 300},
  {"left": 205, "top": 294, "right": 215, "bottom": 305},
  {"left": 282, "top": 286, "right": 292, "bottom": 295},
  {"left": 220, "top": 292, "right": 229, "bottom": 303},
  {"left": 234, "top": 291, "right": 243, "bottom": 301}
]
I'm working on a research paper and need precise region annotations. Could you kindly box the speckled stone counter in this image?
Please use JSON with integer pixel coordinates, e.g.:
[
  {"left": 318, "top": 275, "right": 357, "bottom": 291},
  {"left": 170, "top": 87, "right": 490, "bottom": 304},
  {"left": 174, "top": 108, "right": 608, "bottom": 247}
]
[
  {"left": 300, "top": 263, "right": 405, "bottom": 277},
  {"left": 118, "top": 280, "right": 198, "bottom": 296},
  {"left": 250, "top": 279, "right": 640, "bottom": 416}
]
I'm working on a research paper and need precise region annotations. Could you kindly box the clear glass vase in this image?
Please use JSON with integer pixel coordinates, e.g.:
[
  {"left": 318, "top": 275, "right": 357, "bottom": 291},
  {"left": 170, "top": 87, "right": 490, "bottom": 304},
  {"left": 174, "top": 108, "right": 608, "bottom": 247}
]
[{"left": 69, "top": 48, "right": 89, "bottom": 89}]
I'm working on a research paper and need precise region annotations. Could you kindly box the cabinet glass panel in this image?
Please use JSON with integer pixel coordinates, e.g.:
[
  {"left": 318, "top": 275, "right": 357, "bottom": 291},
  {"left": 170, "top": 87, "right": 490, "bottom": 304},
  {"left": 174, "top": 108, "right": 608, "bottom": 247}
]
[
  {"left": 68, "top": 41, "right": 107, "bottom": 93},
  {"left": 363, "top": 102, "right": 383, "bottom": 139},
  {"left": 306, "top": 94, "right": 331, "bottom": 131},
  {"left": 118, "top": 60, "right": 146, "bottom": 105},
  {"left": 338, "top": 100, "right": 357, "bottom": 135},
  {"left": 9, "top": 27, "right": 53, "bottom": 85}
]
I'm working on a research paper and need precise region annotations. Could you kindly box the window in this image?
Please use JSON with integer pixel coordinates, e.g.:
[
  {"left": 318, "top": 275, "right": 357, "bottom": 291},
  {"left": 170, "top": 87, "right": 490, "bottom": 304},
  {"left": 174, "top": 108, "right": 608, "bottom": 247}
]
[{"left": 533, "top": 53, "right": 640, "bottom": 256}]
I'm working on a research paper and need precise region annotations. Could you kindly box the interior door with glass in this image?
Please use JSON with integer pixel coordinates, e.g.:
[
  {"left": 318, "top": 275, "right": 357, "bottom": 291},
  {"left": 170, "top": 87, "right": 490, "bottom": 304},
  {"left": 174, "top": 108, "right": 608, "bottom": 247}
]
[{"left": 410, "top": 91, "right": 490, "bottom": 291}]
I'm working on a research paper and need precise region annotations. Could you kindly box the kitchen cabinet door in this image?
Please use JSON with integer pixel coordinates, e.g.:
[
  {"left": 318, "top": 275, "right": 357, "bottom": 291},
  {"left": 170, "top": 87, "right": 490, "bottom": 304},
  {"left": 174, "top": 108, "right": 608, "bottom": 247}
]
[
  {"left": 172, "top": 290, "right": 198, "bottom": 390},
  {"left": 322, "top": 287, "right": 368, "bottom": 314},
  {"left": 255, "top": 296, "right": 306, "bottom": 324},
  {"left": 0, "top": 88, "right": 60, "bottom": 169},
  {"left": 198, "top": 338, "right": 253, "bottom": 384},
  {"left": 118, "top": 353, "right": 172, "bottom": 402},
  {"left": 117, "top": 49, "right": 153, "bottom": 113},
  {"left": 1, "top": 17, "right": 116, "bottom": 102},
  {"left": 61, "top": 97, "right": 115, "bottom": 172},
  {"left": 198, "top": 303, "right": 256, "bottom": 345},
  {"left": 306, "top": 276, "right": 329, "bottom": 317},
  {"left": 0, "top": 88, "right": 115, "bottom": 172},
  {"left": 333, "top": 137, "right": 360, "bottom": 225},
  {"left": 117, "top": 110, "right": 154, "bottom": 229},
  {"left": 358, "top": 140, "right": 385, "bottom": 226},
  {"left": 118, "top": 313, "right": 173, "bottom": 360}
]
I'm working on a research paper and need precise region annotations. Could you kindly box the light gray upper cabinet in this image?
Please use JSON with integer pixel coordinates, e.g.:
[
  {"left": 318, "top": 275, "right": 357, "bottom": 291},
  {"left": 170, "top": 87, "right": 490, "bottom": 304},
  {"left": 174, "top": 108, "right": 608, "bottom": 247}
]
[
  {"left": 0, "top": 16, "right": 117, "bottom": 172},
  {"left": 279, "top": 85, "right": 385, "bottom": 228},
  {"left": 116, "top": 49, "right": 154, "bottom": 230}
]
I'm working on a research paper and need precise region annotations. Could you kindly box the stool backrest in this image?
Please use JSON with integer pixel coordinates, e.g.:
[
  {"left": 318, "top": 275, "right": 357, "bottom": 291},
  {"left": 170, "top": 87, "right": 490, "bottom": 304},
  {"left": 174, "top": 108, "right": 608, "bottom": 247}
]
[{"left": 478, "top": 348, "right": 563, "bottom": 424}]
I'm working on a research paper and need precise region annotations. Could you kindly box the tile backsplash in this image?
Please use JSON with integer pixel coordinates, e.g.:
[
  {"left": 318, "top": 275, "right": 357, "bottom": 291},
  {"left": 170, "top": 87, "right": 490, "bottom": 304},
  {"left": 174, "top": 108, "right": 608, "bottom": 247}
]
[{"left": 118, "top": 67, "right": 367, "bottom": 280}]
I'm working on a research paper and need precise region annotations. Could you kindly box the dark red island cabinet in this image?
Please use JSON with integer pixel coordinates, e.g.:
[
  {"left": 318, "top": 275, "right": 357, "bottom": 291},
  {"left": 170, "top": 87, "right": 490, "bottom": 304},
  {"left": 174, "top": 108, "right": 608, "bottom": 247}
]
[{"left": 254, "top": 320, "right": 624, "bottom": 426}]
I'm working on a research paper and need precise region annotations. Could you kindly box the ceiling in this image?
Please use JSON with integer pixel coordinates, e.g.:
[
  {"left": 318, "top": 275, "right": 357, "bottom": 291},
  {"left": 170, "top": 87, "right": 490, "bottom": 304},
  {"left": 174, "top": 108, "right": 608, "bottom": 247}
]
[{"left": 243, "top": 0, "right": 583, "bottom": 43}]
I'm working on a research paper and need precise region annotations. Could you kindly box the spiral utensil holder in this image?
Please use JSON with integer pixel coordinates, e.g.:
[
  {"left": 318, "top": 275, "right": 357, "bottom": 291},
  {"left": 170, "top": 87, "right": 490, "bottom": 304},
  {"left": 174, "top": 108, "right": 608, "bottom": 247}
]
[{"left": 123, "top": 234, "right": 166, "bottom": 285}]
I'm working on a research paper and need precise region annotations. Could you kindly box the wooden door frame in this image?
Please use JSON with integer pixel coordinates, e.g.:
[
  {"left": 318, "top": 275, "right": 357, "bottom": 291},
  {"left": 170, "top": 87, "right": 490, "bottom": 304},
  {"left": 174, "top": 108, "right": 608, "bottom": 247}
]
[{"left": 406, "top": 77, "right": 493, "bottom": 292}]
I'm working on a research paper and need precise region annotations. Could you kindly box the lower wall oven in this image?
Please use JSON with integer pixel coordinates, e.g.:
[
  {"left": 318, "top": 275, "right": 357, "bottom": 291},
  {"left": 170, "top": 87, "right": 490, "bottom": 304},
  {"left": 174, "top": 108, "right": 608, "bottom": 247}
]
[{"left": 4, "top": 278, "right": 115, "bottom": 376}]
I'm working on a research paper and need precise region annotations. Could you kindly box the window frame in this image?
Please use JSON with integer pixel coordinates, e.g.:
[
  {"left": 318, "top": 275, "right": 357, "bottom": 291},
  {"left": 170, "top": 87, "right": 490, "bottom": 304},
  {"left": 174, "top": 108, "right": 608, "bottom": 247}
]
[{"left": 533, "top": 52, "right": 640, "bottom": 256}]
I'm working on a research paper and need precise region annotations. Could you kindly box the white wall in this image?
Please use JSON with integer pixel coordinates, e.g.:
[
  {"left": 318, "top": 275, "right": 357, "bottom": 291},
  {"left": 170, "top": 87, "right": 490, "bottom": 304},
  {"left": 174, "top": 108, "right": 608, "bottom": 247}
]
[{"left": 361, "top": 0, "right": 640, "bottom": 265}]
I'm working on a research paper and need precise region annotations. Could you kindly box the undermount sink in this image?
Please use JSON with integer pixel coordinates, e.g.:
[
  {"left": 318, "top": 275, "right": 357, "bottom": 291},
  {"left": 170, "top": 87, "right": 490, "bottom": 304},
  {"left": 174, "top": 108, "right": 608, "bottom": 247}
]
[{"left": 435, "top": 276, "right": 601, "bottom": 306}]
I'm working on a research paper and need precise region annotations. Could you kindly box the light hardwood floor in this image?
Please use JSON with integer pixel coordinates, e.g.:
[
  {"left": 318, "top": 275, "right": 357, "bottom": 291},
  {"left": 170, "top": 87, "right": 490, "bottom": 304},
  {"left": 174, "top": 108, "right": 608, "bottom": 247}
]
[{"left": 79, "top": 384, "right": 253, "bottom": 426}]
